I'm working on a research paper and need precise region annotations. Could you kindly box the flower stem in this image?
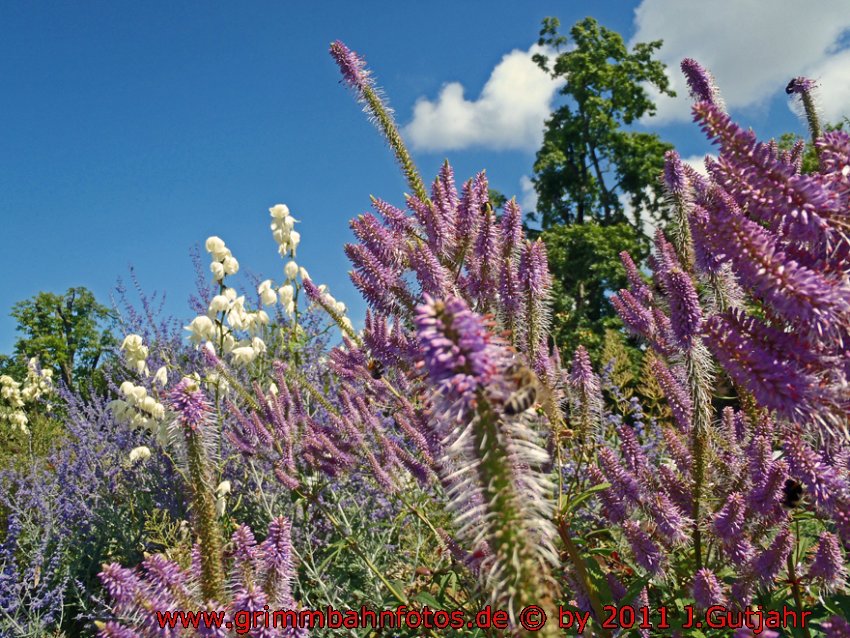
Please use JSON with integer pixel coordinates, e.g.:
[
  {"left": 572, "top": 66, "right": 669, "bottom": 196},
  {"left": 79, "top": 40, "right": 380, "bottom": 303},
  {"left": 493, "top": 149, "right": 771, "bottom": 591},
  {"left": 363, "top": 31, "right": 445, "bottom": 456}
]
[
  {"left": 359, "top": 82, "right": 428, "bottom": 203},
  {"left": 185, "top": 429, "right": 225, "bottom": 602}
]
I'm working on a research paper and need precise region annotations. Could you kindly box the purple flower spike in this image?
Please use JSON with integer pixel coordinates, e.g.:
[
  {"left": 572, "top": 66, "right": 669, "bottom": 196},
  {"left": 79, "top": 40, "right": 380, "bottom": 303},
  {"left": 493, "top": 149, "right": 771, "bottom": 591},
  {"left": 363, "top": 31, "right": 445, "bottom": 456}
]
[
  {"left": 785, "top": 76, "right": 817, "bottom": 96},
  {"left": 703, "top": 312, "right": 820, "bottom": 423},
  {"left": 714, "top": 492, "right": 746, "bottom": 542},
  {"left": 667, "top": 268, "right": 702, "bottom": 349},
  {"left": 693, "top": 568, "right": 726, "bottom": 609},
  {"left": 807, "top": 532, "right": 847, "bottom": 590},
  {"left": 97, "top": 622, "right": 138, "bottom": 638},
  {"left": 664, "top": 150, "right": 690, "bottom": 198},
  {"left": 569, "top": 346, "right": 602, "bottom": 410},
  {"left": 329, "top": 40, "right": 372, "bottom": 92},
  {"left": 784, "top": 433, "right": 846, "bottom": 511},
  {"left": 622, "top": 520, "right": 664, "bottom": 575},
  {"left": 620, "top": 251, "right": 653, "bottom": 305},
  {"left": 651, "top": 359, "right": 692, "bottom": 432},
  {"left": 598, "top": 447, "right": 643, "bottom": 506},
  {"left": 681, "top": 58, "right": 723, "bottom": 108},
  {"left": 168, "top": 378, "right": 211, "bottom": 431},
  {"left": 611, "top": 290, "right": 654, "bottom": 340},
  {"left": 588, "top": 466, "right": 630, "bottom": 523},
  {"left": 751, "top": 527, "right": 792, "bottom": 586},
  {"left": 518, "top": 239, "right": 553, "bottom": 298},
  {"left": 414, "top": 295, "right": 497, "bottom": 401},
  {"left": 821, "top": 616, "right": 850, "bottom": 638}
]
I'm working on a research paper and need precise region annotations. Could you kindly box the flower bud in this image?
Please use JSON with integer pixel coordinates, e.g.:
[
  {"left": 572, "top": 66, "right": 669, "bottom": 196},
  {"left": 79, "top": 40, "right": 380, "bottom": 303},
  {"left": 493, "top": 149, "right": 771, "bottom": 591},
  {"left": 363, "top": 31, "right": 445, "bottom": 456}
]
[
  {"left": 209, "top": 295, "right": 230, "bottom": 313},
  {"left": 269, "top": 204, "right": 290, "bottom": 220},
  {"left": 284, "top": 260, "right": 299, "bottom": 280},
  {"left": 260, "top": 288, "right": 277, "bottom": 306},
  {"left": 210, "top": 261, "right": 225, "bottom": 281},
  {"left": 205, "top": 236, "right": 228, "bottom": 261},
  {"left": 278, "top": 284, "right": 294, "bottom": 304},
  {"left": 222, "top": 256, "right": 239, "bottom": 276},
  {"left": 129, "top": 446, "right": 151, "bottom": 463}
]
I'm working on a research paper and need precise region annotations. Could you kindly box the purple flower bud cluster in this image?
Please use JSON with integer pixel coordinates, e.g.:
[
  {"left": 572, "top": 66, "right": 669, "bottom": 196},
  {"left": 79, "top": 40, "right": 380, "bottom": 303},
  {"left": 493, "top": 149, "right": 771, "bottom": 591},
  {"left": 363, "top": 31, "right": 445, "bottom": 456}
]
[
  {"left": 98, "top": 517, "right": 308, "bottom": 637},
  {"left": 614, "top": 64, "right": 850, "bottom": 434}
]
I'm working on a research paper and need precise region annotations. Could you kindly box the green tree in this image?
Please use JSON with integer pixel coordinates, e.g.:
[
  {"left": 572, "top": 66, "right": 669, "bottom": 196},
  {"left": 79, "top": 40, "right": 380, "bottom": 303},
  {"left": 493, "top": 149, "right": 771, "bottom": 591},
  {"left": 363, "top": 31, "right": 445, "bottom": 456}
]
[
  {"left": 543, "top": 222, "right": 646, "bottom": 356},
  {"left": 5, "top": 287, "right": 116, "bottom": 391},
  {"left": 525, "top": 17, "right": 674, "bottom": 360},
  {"left": 531, "top": 16, "right": 675, "bottom": 230},
  {"left": 777, "top": 117, "right": 848, "bottom": 174}
]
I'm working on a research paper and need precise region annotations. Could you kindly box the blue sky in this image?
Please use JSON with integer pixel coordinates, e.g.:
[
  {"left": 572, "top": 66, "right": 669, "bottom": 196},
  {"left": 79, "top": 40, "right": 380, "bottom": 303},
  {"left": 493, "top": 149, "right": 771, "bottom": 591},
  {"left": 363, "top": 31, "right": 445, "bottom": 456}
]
[{"left": 2, "top": 1, "right": 848, "bottom": 354}]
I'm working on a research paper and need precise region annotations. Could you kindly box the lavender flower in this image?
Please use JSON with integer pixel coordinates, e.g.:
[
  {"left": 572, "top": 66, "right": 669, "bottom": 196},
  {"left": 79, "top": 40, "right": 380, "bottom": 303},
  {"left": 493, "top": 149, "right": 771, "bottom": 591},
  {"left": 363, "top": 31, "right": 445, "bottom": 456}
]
[
  {"left": 681, "top": 58, "right": 723, "bottom": 109},
  {"left": 568, "top": 346, "right": 602, "bottom": 437},
  {"left": 666, "top": 268, "right": 702, "bottom": 349},
  {"left": 622, "top": 520, "right": 664, "bottom": 575},
  {"left": 750, "top": 527, "right": 792, "bottom": 586},
  {"left": 807, "top": 532, "right": 847, "bottom": 591},
  {"left": 99, "top": 518, "right": 307, "bottom": 637},
  {"left": 169, "top": 377, "right": 211, "bottom": 431},
  {"left": 414, "top": 295, "right": 497, "bottom": 404},
  {"left": 821, "top": 616, "right": 850, "bottom": 638},
  {"left": 693, "top": 568, "right": 726, "bottom": 608}
]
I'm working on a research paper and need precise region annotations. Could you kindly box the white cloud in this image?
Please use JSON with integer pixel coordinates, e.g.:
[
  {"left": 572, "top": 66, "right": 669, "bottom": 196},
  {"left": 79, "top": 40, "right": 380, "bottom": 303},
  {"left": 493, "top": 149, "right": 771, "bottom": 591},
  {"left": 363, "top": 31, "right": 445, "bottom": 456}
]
[
  {"left": 682, "top": 154, "right": 713, "bottom": 176},
  {"left": 519, "top": 175, "right": 537, "bottom": 213},
  {"left": 404, "top": 46, "right": 564, "bottom": 152},
  {"left": 807, "top": 47, "right": 850, "bottom": 123},
  {"left": 632, "top": 0, "right": 850, "bottom": 123}
]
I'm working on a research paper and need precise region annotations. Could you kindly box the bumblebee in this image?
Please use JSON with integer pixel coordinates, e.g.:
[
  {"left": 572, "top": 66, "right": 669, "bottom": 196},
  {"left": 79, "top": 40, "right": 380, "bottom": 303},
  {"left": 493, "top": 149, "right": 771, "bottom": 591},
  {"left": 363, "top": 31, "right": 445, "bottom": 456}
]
[
  {"left": 781, "top": 478, "right": 804, "bottom": 509},
  {"left": 366, "top": 358, "right": 385, "bottom": 380},
  {"left": 503, "top": 364, "right": 540, "bottom": 416}
]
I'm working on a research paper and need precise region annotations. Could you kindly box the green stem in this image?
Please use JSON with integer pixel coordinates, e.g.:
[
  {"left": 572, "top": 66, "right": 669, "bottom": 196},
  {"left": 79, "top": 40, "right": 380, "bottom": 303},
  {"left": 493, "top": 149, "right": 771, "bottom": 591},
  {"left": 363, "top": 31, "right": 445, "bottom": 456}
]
[
  {"left": 360, "top": 84, "right": 428, "bottom": 203},
  {"left": 686, "top": 346, "right": 712, "bottom": 571},
  {"left": 557, "top": 517, "right": 612, "bottom": 638},
  {"left": 800, "top": 90, "right": 821, "bottom": 152},
  {"left": 185, "top": 430, "right": 225, "bottom": 602},
  {"left": 787, "top": 544, "right": 812, "bottom": 638}
]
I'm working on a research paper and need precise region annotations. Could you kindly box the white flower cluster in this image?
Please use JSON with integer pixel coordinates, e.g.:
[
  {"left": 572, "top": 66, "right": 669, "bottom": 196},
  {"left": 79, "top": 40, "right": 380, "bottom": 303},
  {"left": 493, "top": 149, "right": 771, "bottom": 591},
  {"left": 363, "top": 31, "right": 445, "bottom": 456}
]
[
  {"left": 269, "top": 204, "right": 300, "bottom": 257},
  {"left": 185, "top": 286, "right": 269, "bottom": 368},
  {"left": 205, "top": 236, "right": 240, "bottom": 282},
  {"left": 179, "top": 203, "right": 353, "bottom": 367},
  {"left": 269, "top": 203, "right": 352, "bottom": 334},
  {"left": 0, "top": 358, "right": 54, "bottom": 434},
  {"left": 265, "top": 204, "right": 310, "bottom": 319},
  {"left": 120, "top": 334, "right": 150, "bottom": 376},
  {"left": 128, "top": 445, "right": 152, "bottom": 463},
  {"left": 109, "top": 380, "right": 167, "bottom": 439}
]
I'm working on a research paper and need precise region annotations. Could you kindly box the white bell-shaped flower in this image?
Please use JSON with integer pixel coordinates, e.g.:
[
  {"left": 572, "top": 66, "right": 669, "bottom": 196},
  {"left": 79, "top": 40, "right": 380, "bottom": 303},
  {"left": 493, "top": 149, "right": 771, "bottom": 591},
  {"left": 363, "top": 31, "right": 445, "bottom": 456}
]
[
  {"left": 230, "top": 345, "right": 256, "bottom": 366},
  {"left": 205, "top": 236, "right": 229, "bottom": 261},
  {"left": 269, "top": 204, "right": 290, "bottom": 220},
  {"left": 209, "top": 294, "right": 230, "bottom": 313},
  {"left": 186, "top": 315, "right": 215, "bottom": 343},
  {"left": 222, "top": 255, "right": 239, "bottom": 276},
  {"left": 210, "top": 261, "right": 225, "bottom": 281}
]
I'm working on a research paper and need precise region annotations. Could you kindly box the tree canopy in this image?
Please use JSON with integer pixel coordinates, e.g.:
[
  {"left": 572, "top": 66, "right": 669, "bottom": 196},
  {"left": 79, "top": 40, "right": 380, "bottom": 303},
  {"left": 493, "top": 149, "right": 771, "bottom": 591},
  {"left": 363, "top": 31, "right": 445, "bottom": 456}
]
[
  {"left": 4, "top": 287, "right": 115, "bottom": 391},
  {"left": 531, "top": 16, "right": 674, "bottom": 231}
]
